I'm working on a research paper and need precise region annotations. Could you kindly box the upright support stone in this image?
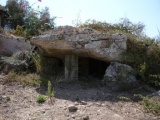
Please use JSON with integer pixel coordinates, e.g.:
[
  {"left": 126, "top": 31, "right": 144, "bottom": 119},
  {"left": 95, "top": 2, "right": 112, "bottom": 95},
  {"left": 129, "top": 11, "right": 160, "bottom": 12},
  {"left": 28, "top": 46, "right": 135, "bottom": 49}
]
[{"left": 65, "top": 55, "right": 78, "bottom": 81}]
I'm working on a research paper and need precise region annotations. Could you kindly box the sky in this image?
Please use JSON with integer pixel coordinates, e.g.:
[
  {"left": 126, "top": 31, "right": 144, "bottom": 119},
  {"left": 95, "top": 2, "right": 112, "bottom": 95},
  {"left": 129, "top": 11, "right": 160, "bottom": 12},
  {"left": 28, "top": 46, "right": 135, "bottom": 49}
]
[{"left": 0, "top": 0, "right": 160, "bottom": 38}]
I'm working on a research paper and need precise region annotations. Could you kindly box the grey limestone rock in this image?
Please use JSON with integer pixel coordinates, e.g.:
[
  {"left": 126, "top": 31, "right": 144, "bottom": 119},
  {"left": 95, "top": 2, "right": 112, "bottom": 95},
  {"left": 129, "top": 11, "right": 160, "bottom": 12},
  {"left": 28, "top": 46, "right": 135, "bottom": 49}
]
[
  {"left": 103, "top": 62, "right": 138, "bottom": 91},
  {"left": 31, "top": 26, "right": 127, "bottom": 62}
]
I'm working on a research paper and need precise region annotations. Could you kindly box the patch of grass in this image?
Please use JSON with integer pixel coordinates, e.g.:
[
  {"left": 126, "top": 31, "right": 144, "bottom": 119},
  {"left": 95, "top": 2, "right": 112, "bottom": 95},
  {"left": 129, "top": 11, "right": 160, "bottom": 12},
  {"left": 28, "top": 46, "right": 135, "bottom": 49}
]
[
  {"left": 37, "top": 94, "right": 46, "bottom": 103},
  {"left": 5, "top": 71, "right": 63, "bottom": 88},
  {"left": 17, "top": 73, "right": 41, "bottom": 86},
  {"left": 134, "top": 94, "right": 160, "bottom": 115},
  {"left": 5, "top": 71, "right": 41, "bottom": 86},
  {"left": 4, "top": 71, "right": 18, "bottom": 83}
]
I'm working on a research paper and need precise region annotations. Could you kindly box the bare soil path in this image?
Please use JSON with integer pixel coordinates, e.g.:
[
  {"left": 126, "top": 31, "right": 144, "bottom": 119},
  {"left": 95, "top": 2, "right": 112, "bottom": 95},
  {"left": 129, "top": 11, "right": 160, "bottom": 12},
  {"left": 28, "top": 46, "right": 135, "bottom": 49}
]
[{"left": 0, "top": 74, "right": 159, "bottom": 120}]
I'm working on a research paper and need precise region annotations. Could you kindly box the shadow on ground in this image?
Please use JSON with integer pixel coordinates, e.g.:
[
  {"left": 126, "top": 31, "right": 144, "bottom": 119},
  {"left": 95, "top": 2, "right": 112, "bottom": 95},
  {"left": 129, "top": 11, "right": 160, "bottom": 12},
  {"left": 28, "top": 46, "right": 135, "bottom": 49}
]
[{"left": 36, "top": 78, "right": 155, "bottom": 103}]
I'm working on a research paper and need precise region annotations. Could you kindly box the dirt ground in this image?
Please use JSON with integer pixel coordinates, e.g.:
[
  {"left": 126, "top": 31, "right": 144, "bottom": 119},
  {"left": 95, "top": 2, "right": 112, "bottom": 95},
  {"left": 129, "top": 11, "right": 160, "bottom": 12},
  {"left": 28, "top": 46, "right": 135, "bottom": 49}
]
[{"left": 0, "top": 74, "right": 159, "bottom": 120}]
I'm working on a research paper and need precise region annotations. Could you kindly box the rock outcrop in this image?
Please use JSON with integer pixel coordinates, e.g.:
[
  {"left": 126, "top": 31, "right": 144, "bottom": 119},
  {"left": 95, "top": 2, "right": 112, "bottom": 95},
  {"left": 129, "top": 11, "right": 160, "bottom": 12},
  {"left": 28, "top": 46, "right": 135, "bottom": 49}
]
[
  {"left": 31, "top": 26, "right": 127, "bottom": 62},
  {"left": 0, "top": 51, "right": 34, "bottom": 74},
  {"left": 0, "top": 34, "right": 30, "bottom": 56},
  {"left": 103, "top": 62, "right": 138, "bottom": 91}
]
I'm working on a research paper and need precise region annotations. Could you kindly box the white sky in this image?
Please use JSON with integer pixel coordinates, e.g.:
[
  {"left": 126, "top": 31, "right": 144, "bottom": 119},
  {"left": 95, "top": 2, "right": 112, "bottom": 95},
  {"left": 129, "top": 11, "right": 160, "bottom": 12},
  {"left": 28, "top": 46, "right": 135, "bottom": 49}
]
[{"left": 0, "top": 0, "right": 160, "bottom": 38}]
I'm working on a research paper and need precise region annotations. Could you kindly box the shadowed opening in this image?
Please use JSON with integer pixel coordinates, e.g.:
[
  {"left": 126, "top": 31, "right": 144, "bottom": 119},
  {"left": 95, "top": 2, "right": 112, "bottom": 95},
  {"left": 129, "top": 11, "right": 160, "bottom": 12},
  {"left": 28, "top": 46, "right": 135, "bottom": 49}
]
[{"left": 79, "top": 57, "right": 110, "bottom": 80}]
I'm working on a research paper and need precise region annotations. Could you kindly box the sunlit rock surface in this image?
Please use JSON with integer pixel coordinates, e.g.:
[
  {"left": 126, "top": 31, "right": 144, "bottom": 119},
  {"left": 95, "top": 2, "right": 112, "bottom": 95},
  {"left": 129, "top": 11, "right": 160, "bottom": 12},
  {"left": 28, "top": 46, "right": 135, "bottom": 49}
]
[{"left": 31, "top": 26, "right": 127, "bottom": 62}]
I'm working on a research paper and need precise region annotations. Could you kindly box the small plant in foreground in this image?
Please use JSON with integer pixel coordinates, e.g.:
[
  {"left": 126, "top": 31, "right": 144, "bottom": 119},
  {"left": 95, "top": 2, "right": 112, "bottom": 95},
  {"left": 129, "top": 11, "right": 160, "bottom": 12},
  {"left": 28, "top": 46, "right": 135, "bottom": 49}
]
[
  {"left": 47, "top": 81, "right": 54, "bottom": 98},
  {"left": 37, "top": 94, "right": 46, "bottom": 103},
  {"left": 118, "top": 96, "right": 130, "bottom": 101},
  {"left": 134, "top": 94, "right": 160, "bottom": 115}
]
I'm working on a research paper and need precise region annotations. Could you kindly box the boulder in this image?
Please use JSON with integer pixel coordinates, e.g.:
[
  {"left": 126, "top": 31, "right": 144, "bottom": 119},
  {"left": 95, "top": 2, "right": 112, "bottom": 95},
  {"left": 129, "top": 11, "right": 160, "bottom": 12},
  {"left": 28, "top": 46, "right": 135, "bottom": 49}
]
[
  {"left": 0, "top": 34, "right": 30, "bottom": 56},
  {"left": 103, "top": 62, "right": 138, "bottom": 91},
  {"left": 31, "top": 26, "right": 127, "bottom": 62},
  {"left": 0, "top": 51, "right": 34, "bottom": 74},
  {"left": 68, "top": 105, "right": 78, "bottom": 112}
]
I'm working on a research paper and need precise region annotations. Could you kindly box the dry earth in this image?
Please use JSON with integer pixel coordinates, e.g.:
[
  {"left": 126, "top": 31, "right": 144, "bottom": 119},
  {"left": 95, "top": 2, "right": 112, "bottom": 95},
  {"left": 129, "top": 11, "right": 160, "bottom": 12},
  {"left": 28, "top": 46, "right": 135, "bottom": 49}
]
[{"left": 0, "top": 74, "right": 159, "bottom": 120}]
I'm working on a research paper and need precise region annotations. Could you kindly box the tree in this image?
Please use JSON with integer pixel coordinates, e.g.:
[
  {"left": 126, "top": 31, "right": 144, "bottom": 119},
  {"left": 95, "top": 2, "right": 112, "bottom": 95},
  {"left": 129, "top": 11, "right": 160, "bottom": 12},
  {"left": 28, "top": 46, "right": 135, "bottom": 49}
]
[
  {"left": 0, "top": 4, "right": 10, "bottom": 28},
  {"left": 39, "top": 7, "right": 54, "bottom": 30},
  {"left": 5, "top": 0, "right": 26, "bottom": 29},
  {"left": 5, "top": 0, "right": 55, "bottom": 37},
  {"left": 24, "top": 10, "right": 40, "bottom": 36}
]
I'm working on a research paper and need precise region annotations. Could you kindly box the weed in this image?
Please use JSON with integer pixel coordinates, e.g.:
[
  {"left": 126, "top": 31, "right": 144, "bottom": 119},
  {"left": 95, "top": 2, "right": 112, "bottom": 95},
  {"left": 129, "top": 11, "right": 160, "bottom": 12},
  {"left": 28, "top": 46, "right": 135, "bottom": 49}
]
[
  {"left": 37, "top": 94, "right": 46, "bottom": 103},
  {"left": 118, "top": 96, "right": 130, "bottom": 101},
  {"left": 14, "top": 25, "right": 24, "bottom": 36},
  {"left": 30, "top": 51, "right": 42, "bottom": 73},
  {"left": 134, "top": 94, "right": 160, "bottom": 115},
  {"left": 5, "top": 71, "right": 18, "bottom": 83},
  {"left": 5, "top": 71, "right": 41, "bottom": 86},
  {"left": 47, "top": 81, "right": 54, "bottom": 98},
  {"left": 17, "top": 73, "right": 41, "bottom": 86}
]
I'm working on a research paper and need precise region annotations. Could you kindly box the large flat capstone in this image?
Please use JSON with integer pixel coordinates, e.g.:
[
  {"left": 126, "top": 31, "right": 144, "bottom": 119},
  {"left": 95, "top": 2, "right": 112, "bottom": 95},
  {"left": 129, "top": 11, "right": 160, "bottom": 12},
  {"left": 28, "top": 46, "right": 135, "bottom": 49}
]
[{"left": 31, "top": 26, "right": 127, "bottom": 62}]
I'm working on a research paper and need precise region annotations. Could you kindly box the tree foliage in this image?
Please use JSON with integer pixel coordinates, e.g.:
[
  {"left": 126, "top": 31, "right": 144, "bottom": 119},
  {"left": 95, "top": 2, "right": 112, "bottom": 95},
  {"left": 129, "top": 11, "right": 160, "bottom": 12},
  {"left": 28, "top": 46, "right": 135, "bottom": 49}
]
[
  {"left": 5, "top": 0, "right": 25, "bottom": 29},
  {"left": 4, "top": 0, "right": 55, "bottom": 37}
]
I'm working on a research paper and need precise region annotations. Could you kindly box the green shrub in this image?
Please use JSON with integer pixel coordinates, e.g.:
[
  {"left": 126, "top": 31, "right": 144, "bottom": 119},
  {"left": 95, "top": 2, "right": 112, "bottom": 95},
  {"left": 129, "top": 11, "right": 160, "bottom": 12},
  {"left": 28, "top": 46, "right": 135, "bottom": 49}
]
[
  {"left": 123, "top": 37, "right": 160, "bottom": 88},
  {"left": 37, "top": 94, "right": 46, "bottom": 103},
  {"left": 5, "top": 0, "right": 55, "bottom": 38},
  {"left": 149, "top": 74, "right": 160, "bottom": 88},
  {"left": 14, "top": 25, "right": 24, "bottom": 36},
  {"left": 6, "top": 71, "right": 41, "bottom": 86},
  {"left": 134, "top": 94, "right": 160, "bottom": 115},
  {"left": 30, "top": 51, "right": 42, "bottom": 73}
]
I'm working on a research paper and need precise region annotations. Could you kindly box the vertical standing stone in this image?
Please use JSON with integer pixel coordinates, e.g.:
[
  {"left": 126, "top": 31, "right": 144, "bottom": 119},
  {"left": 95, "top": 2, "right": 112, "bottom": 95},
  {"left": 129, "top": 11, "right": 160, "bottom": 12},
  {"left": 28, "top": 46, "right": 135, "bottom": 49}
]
[{"left": 65, "top": 55, "right": 78, "bottom": 81}]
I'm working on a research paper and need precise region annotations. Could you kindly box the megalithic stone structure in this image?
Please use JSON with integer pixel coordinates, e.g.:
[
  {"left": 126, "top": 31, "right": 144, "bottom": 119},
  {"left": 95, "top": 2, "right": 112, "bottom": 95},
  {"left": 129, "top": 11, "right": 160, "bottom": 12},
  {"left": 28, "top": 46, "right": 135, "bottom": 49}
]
[{"left": 31, "top": 26, "right": 127, "bottom": 81}]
